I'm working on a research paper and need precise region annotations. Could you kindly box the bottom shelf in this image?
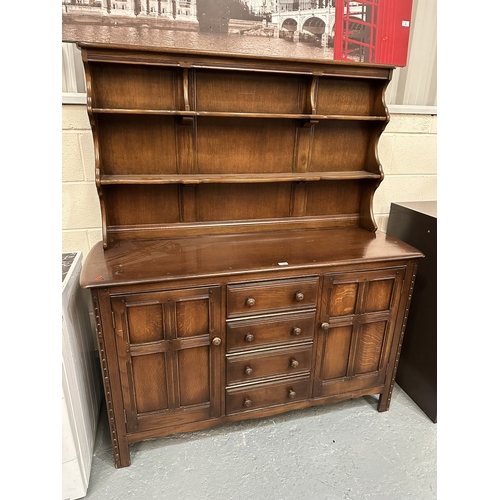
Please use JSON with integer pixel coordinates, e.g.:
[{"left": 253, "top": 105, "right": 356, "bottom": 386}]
[{"left": 101, "top": 179, "right": 380, "bottom": 244}]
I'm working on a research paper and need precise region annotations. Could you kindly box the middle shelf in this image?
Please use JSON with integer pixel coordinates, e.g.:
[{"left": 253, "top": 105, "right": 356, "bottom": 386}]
[
  {"left": 94, "top": 114, "right": 386, "bottom": 177},
  {"left": 100, "top": 171, "right": 382, "bottom": 185}
]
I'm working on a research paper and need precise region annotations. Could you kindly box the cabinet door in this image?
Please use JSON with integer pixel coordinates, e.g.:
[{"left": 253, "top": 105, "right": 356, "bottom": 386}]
[
  {"left": 314, "top": 268, "right": 404, "bottom": 398},
  {"left": 111, "top": 286, "right": 222, "bottom": 434}
]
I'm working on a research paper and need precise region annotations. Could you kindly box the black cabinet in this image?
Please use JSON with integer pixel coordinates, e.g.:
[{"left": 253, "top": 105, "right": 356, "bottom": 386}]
[{"left": 386, "top": 201, "right": 437, "bottom": 423}]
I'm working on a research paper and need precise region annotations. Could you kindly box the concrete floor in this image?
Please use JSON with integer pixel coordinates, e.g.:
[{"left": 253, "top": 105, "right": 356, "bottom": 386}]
[{"left": 84, "top": 384, "right": 437, "bottom": 500}]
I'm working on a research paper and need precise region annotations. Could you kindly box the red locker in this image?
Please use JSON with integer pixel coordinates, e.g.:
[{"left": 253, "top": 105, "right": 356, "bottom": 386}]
[{"left": 334, "top": 0, "right": 413, "bottom": 67}]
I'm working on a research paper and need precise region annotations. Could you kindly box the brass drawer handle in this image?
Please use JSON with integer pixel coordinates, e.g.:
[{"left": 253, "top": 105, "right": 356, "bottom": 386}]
[
  {"left": 295, "top": 292, "right": 304, "bottom": 301},
  {"left": 290, "top": 359, "right": 299, "bottom": 368},
  {"left": 244, "top": 398, "right": 252, "bottom": 408},
  {"left": 321, "top": 322, "right": 330, "bottom": 331},
  {"left": 244, "top": 366, "right": 253, "bottom": 376},
  {"left": 245, "top": 333, "right": 254, "bottom": 342},
  {"left": 212, "top": 337, "right": 222, "bottom": 346},
  {"left": 246, "top": 297, "right": 256, "bottom": 307},
  {"left": 288, "top": 389, "right": 297, "bottom": 399},
  {"left": 292, "top": 327, "right": 302, "bottom": 336}
]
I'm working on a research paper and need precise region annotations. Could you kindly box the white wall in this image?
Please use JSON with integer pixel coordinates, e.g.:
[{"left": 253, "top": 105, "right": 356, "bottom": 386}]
[
  {"left": 62, "top": 106, "right": 103, "bottom": 259},
  {"left": 62, "top": 105, "right": 437, "bottom": 259},
  {"left": 375, "top": 112, "right": 437, "bottom": 231}
]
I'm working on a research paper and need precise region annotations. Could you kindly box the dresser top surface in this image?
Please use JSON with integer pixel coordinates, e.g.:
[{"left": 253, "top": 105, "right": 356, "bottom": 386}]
[{"left": 81, "top": 228, "right": 423, "bottom": 288}]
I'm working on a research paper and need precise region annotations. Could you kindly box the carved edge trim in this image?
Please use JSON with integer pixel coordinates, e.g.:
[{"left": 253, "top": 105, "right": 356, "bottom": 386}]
[
  {"left": 385, "top": 262, "right": 418, "bottom": 408},
  {"left": 92, "top": 292, "right": 121, "bottom": 467}
]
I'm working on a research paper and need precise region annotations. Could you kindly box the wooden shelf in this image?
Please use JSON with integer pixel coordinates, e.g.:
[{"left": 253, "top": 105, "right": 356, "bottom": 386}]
[
  {"left": 92, "top": 108, "right": 388, "bottom": 122},
  {"left": 100, "top": 172, "right": 382, "bottom": 185},
  {"left": 81, "top": 43, "right": 393, "bottom": 245}
]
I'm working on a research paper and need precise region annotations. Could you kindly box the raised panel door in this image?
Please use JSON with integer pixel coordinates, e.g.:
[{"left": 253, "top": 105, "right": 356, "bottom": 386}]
[
  {"left": 314, "top": 268, "right": 404, "bottom": 397},
  {"left": 111, "top": 286, "right": 222, "bottom": 434}
]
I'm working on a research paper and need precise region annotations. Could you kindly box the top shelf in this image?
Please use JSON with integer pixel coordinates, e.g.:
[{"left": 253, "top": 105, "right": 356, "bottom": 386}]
[
  {"left": 78, "top": 41, "right": 395, "bottom": 75},
  {"left": 85, "top": 53, "right": 391, "bottom": 119}
]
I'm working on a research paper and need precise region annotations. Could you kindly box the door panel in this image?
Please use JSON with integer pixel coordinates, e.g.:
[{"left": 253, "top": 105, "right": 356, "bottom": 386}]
[
  {"left": 352, "top": 320, "right": 387, "bottom": 375},
  {"left": 178, "top": 347, "right": 211, "bottom": 407},
  {"left": 111, "top": 286, "right": 222, "bottom": 434},
  {"left": 127, "top": 304, "right": 164, "bottom": 343},
  {"left": 365, "top": 279, "right": 395, "bottom": 313},
  {"left": 131, "top": 353, "right": 169, "bottom": 413},
  {"left": 328, "top": 283, "right": 358, "bottom": 316},
  {"left": 315, "top": 267, "right": 404, "bottom": 397},
  {"left": 175, "top": 298, "right": 210, "bottom": 338},
  {"left": 322, "top": 325, "right": 353, "bottom": 380}
]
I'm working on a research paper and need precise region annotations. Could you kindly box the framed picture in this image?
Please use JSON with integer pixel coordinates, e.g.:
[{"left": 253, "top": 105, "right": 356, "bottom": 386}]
[{"left": 62, "top": 1, "right": 413, "bottom": 65}]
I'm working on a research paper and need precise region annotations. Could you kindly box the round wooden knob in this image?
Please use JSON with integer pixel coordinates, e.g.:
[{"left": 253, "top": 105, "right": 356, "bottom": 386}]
[
  {"left": 244, "top": 366, "right": 253, "bottom": 376},
  {"left": 246, "top": 297, "right": 256, "bottom": 307},
  {"left": 288, "top": 389, "right": 297, "bottom": 399},
  {"left": 244, "top": 398, "right": 252, "bottom": 407},
  {"left": 295, "top": 292, "right": 304, "bottom": 301},
  {"left": 212, "top": 337, "right": 222, "bottom": 346},
  {"left": 292, "top": 327, "right": 302, "bottom": 336},
  {"left": 321, "top": 322, "right": 330, "bottom": 331},
  {"left": 245, "top": 333, "right": 254, "bottom": 342},
  {"left": 290, "top": 359, "right": 299, "bottom": 368}
]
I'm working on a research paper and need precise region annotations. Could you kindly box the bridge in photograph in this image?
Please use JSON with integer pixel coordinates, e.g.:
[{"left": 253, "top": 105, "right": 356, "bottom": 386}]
[{"left": 271, "top": 4, "right": 363, "bottom": 43}]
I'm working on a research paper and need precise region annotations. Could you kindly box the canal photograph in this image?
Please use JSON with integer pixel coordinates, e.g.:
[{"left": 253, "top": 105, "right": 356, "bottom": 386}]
[{"left": 62, "top": 0, "right": 343, "bottom": 60}]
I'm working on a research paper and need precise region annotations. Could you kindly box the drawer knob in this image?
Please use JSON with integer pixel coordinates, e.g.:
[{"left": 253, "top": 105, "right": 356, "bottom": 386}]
[
  {"left": 288, "top": 389, "right": 297, "bottom": 399},
  {"left": 246, "top": 297, "right": 256, "bottom": 307},
  {"left": 292, "top": 327, "right": 302, "bottom": 336},
  {"left": 295, "top": 292, "right": 304, "bottom": 301},
  {"left": 321, "top": 322, "right": 330, "bottom": 331},
  {"left": 212, "top": 337, "right": 222, "bottom": 346},
  {"left": 245, "top": 333, "right": 254, "bottom": 342},
  {"left": 290, "top": 359, "right": 299, "bottom": 368},
  {"left": 244, "top": 366, "right": 253, "bottom": 376},
  {"left": 244, "top": 398, "right": 252, "bottom": 407}
]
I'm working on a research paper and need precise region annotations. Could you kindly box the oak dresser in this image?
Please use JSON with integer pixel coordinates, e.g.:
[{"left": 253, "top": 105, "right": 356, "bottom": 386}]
[{"left": 78, "top": 42, "right": 424, "bottom": 468}]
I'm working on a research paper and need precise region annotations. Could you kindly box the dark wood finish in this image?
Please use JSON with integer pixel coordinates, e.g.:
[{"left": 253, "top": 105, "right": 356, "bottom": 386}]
[
  {"left": 314, "top": 268, "right": 405, "bottom": 398},
  {"left": 387, "top": 201, "right": 436, "bottom": 422},
  {"left": 80, "top": 42, "right": 393, "bottom": 249},
  {"left": 226, "top": 376, "right": 311, "bottom": 415},
  {"left": 78, "top": 43, "right": 424, "bottom": 468},
  {"left": 226, "top": 345, "right": 312, "bottom": 386},
  {"left": 111, "top": 286, "right": 222, "bottom": 434},
  {"left": 227, "top": 277, "right": 318, "bottom": 317},
  {"left": 226, "top": 311, "right": 316, "bottom": 353}
]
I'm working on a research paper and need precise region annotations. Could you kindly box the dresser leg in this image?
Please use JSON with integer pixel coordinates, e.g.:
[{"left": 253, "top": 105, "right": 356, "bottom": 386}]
[
  {"left": 113, "top": 440, "right": 131, "bottom": 469},
  {"left": 93, "top": 290, "right": 132, "bottom": 468},
  {"left": 103, "top": 391, "right": 131, "bottom": 468},
  {"left": 378, "top": 262, "right": 418, "bottom": 414},
  {"left": 377, "top": 390, "right": 391, "bottom": 412}
]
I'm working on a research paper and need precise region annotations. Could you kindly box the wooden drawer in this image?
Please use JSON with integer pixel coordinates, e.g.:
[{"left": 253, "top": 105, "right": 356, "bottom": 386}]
[
  {"left": 226, "top": 345, "right": 312, "bottom": 386},
  {"left": 227, "top": 277, "right": 319, "bottom": 317},
  {"left": 226, "top": 311, "right": 316, "bottom": 353},
  {"left": 226, "top": 375, "right": 310, "bottom": 415}
]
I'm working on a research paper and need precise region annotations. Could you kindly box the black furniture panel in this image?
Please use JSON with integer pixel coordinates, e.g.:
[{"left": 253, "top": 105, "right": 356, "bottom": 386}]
[{"left": 387, "top": 201, "right": 437, "bottom": 423}]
